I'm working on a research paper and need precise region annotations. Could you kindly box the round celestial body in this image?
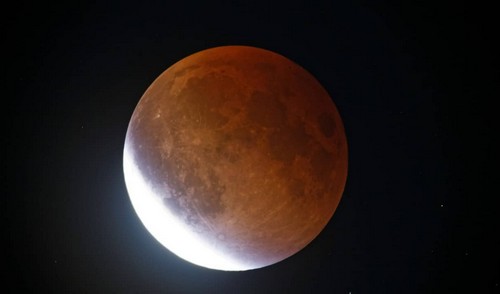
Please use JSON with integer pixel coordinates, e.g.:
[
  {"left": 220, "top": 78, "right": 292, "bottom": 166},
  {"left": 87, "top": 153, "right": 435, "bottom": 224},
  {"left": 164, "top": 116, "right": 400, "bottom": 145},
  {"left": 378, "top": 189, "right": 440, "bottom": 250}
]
[{"left": 123, "top": 45, "right": 348, "bottom": 271}]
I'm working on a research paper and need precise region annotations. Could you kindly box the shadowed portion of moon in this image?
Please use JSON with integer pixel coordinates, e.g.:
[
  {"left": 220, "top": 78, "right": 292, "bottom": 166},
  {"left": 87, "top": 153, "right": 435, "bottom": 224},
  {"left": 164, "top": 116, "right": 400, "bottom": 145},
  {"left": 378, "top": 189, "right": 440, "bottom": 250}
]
[{"left": 124, "top": 46, "right": 348, "bottom": 271}]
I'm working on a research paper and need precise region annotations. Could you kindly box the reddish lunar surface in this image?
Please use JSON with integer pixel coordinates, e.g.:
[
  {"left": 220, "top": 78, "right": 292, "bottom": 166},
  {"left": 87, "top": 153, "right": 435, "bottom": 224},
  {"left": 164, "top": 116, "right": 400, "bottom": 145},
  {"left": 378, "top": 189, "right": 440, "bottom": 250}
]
[{"left": 123, "top": 46, "right": 348, "bottom": 271}]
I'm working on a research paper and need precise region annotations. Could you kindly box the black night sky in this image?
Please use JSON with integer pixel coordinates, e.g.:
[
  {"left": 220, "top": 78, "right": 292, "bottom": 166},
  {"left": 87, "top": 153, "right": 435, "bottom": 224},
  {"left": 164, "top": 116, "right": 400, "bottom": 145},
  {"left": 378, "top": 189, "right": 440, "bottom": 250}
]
[{"left": 5, "top": 1, "right": 497, "bottom": 293}]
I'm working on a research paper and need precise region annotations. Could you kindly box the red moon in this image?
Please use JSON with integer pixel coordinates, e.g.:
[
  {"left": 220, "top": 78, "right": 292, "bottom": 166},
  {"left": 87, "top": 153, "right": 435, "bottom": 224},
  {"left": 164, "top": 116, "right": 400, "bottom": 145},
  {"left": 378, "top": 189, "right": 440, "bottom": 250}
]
[{"left": 123, "top": 46, "right": 348, "bottom": 271}]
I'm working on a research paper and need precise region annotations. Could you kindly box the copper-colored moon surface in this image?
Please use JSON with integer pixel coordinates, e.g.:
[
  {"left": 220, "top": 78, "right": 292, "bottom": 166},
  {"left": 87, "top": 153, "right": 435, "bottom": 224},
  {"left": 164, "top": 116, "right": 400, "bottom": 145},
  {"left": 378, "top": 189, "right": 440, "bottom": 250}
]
[{"left": 123, "top": 45, "right": 348, "bottom": 271}]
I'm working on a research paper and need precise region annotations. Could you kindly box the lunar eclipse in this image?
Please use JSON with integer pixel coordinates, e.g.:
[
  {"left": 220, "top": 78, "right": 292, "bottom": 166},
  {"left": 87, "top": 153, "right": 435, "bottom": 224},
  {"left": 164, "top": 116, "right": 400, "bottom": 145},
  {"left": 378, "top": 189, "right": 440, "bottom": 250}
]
[{"left": 123, "top": 45, "right": 348, "bottom": 271}]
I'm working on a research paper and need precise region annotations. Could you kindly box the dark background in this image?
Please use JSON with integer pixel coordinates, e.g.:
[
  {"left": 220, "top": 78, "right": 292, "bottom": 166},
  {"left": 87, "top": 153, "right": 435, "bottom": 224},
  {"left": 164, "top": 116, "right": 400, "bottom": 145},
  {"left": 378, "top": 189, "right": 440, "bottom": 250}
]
[{"left": 5, "top": 0, "right": 497, "bottom": 293}]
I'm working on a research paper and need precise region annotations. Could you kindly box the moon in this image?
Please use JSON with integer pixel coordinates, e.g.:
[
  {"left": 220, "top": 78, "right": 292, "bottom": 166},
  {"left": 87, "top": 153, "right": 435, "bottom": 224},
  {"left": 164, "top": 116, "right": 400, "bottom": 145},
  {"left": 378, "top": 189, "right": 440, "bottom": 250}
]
[{"left": 123, "top": 45, "right": 348, "bottom": 271}]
